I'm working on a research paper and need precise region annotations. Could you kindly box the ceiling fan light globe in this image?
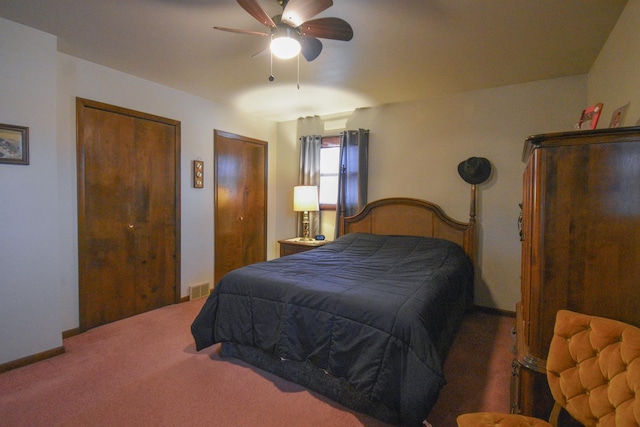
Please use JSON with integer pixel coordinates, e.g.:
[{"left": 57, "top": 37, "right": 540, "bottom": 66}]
[{"left": 271, "top": 36, "right": 301, "bottom": 59}]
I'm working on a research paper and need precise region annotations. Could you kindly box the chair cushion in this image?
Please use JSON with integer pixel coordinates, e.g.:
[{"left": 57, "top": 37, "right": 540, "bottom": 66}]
[
  {"left": 546, "top": 310, "right": 640, "bottom": 427},
  {"left": 456, "top": 412, "right": 552, "bottom": 426}
]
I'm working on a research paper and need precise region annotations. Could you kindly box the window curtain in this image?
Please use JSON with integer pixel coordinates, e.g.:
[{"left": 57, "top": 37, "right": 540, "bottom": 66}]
[
  {"left": 298, "top": 135, "right": 322, "bottom": 238},
  {"left": 335, "top": 129, "right": 369, "bottom": 238}
]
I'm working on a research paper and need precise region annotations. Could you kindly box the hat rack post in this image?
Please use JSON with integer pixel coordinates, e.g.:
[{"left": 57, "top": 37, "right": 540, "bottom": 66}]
[
  {"left": 457, "top": 156, "right": 490, "bottom": 226},
  {"left": 469, "top": 183, "right": 477, "bottom": 225}
]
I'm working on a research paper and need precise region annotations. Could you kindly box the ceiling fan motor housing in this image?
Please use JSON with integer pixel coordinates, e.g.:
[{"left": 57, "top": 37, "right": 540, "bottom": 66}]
[{"left": 215, "top": 0, "right": 353, "bottom": 62}]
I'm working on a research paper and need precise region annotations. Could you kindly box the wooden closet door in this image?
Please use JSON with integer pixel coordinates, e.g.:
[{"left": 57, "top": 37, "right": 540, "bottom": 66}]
[
  {"left": 214, "top": 130, "right": 267, "bottom": 285},
  {"left": 132, "top": 119, "right": 179, "bottom": 313},
  {"left": 77, "top": 98, "right": 180, "bottom": 331}
]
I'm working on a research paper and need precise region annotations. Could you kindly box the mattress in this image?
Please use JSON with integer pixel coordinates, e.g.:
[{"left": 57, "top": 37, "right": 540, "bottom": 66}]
[{"left": 191, "top": 232, "right": 473, "bottom": 425}]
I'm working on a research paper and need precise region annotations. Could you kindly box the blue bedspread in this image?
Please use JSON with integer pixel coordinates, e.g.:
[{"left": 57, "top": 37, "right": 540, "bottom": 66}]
[{"left": 192, "top": 233, "right": 473, "bottom": 426}]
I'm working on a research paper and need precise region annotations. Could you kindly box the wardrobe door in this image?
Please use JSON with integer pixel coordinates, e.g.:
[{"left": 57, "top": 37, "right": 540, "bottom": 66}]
[
  {"left": 77, "top": 98, "right": 180, "bottom": 331},
  {"left": 214, "top": 130, "right": 267, "bottom": 285}
]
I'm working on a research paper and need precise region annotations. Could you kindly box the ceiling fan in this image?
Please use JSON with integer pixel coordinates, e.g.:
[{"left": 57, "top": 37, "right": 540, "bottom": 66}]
[{"left": 215, "top": 0, "right": 353, "bottom": 62}]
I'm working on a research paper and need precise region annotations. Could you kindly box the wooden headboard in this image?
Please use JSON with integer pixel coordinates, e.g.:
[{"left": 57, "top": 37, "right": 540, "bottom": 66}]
[{"left": 339, "top": 197, "right": 476, "bottom": 265}]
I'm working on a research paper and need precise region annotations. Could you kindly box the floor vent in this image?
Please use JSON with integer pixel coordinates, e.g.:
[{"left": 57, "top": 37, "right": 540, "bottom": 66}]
[{"left": 189, "top": 283, "right": 210, "bottom": 300}]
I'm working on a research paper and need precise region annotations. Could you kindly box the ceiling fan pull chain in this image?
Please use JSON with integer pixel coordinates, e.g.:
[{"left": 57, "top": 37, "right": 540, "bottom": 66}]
[
  {"left": 269, "top": 48, "right": 275, "bottom": 82},
  {"left": 297, "top": 53, "right": 300, "bottom": 90}
]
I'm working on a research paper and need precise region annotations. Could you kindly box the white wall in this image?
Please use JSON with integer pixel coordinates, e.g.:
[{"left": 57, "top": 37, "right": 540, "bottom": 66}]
[
  {"left": 0, "top": 19, "right": 62, "bottom": 363},
  {"left": 588, "top": 0, "right": 640, "bottom": 127},
  {"left": 3, "top": 0, "right": 639, "bottom": 365},
  {"left": 55, "top": 55, "right": 278, "bottom": 332},
  {"left": 347, "top": 78, "right": 587, "bottom": 311},
  {"left": 276, "top": 76, "right": 587, "bottom": 312},
  {"left": 274, "top": 120, "right": 299, "bottom": 244},
  {"left": 274, "top": 0, "right": 640, "bottom": 312},
  {"left": 1, "top": 17, "right": 278, "bottom": 364}
]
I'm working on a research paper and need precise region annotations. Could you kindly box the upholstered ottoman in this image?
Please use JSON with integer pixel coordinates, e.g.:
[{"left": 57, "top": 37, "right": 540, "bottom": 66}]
[{"left": 456, "top": 412, "right": 552, "bottom": 427}]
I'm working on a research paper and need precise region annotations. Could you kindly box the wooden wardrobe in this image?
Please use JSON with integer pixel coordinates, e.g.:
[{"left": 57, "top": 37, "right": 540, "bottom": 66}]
[{"left": 513, "top": 127, "right": 640, "bottom": 419}]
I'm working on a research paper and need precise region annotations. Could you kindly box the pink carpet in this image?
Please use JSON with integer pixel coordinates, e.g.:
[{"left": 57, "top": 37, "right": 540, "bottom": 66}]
[
  {"left": 0, "top": 299, "right": 513, "bottom": 426},
  {"left": 428, "top": 310, "right": 514, "bottom": 425}
]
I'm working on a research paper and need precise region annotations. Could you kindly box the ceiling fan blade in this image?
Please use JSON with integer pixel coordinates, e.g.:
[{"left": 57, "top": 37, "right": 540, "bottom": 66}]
[
  {"left": 214, "top": 26, "right": 269, "bottom": 37},
  {"left": 282, "top": 0, "right": 333, "bottom": 28},
  {"left": 300, "top": 17, "right": 353, "bottom": 41},
  {"left": 300, "top": 36, "right": 323, "bottom": 62},
  {"left": 237, "top": 0, "right": 276, "bottom": 27}
]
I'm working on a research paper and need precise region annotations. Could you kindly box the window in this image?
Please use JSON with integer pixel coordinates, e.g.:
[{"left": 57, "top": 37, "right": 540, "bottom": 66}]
[{"left": 319, "top": 136, "right": 340, "bottom": 210}]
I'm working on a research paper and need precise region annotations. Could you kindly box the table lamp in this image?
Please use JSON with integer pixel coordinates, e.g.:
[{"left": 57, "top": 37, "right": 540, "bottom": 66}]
[{"left": 293, "top": 185, "right": 319, "bottom": 241}]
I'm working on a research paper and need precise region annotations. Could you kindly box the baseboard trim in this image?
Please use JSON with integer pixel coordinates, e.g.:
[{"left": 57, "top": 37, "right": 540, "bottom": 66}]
[
  {"left": 62, "top": 327, "right": 81, "bottom": 339},
  {"left": 474, "top": 304, "right": 516, "bottom": 317},
  {"left": 64, "top": 299, "right": 192, "bottom": 339},
  {"left": 0, "top": 346, "right": 65, "bottom": 374}
]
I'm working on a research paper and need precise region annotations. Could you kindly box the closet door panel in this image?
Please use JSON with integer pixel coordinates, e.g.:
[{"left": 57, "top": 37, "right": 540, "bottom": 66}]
[
  {"left": 214, "top": 135, "right": 247, "bottom": 284},
  {"left": 77, "top": 98, "right": 180, "bottom": 331},
  {"left": 79, "top": 107, "right": 138, "bottom": 328},
  {"left": 241, "top": 140, "right": 267, "bottom": 267},
  {"left": 133, "top": 119, "right": 178, "bottom": 313},
  {"left": 214, "top": 130, "right": 267, "bottom": 285}
]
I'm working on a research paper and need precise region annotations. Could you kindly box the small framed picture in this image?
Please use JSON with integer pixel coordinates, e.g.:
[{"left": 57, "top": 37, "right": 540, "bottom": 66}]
[
  {"left": 576, "top": 103, "right": 603, "bottom": 130},
  {"left": 609, "top": 103, "right": 629, "bottom": 128},
  {"left": 0, "top": 123, "right": 29, "bottom": 165},
  {"left": 193, "top": 160, "right": 204, "bottom": 188}
]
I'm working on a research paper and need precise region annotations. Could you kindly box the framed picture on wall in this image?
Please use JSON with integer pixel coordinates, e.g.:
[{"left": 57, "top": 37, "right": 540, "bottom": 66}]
[
  {"left": 193, "top": 160, "right": 204, "bottom": 188},
  {"left": 0, "top": 123, "right": 29, "bottom": 165},
  {"left": 609, "top": 103, "right": 629, "bottom": 128}
]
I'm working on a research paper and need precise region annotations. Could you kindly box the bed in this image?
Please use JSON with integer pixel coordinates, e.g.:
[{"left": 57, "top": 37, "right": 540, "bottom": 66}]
[{"left": 191, "top": 197, "right": 476, "bottom": 426}]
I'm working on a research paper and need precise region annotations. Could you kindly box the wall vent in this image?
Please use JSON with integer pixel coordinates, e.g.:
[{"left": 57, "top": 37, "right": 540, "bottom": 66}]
[{"left": 189, "top": 283, "right": 210, "bottom": 300}]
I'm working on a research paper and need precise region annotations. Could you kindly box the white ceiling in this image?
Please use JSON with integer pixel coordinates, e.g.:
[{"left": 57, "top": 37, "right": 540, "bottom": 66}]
[{"left": 0, "top": 0, "right": 629, "bottom": 122}]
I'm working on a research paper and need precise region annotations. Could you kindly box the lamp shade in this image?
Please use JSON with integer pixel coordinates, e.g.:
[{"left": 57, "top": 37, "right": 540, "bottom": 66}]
[
  {"left": 271, "top": 27, "right": 301, "bottom": 59},
  {"left": 293, "top": 186, "right": 319, "bottom": 212}
]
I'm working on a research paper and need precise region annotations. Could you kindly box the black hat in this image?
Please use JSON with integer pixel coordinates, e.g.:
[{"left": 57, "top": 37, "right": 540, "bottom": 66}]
[{"left": 458, "top": 157, "right": 491, "bottom": 185}]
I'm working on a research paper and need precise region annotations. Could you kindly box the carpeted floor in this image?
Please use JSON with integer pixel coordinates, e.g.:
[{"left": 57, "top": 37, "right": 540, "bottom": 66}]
[
  {"left": 0, "top": 299, "right": 514, "bottom": 426},
  {"left": 428, "top": 310, "right": 514, "bottom": 425}
]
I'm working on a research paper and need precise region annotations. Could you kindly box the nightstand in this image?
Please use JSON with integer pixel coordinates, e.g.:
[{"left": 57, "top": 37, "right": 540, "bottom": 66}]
[{"left": 278, "top": 238, "right": 328, "bottom": 257}]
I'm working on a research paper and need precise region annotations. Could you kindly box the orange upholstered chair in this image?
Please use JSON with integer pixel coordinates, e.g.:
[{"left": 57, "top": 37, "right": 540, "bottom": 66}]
[{"left": 457, "top": 309, "right": 640, "bottom": 427}]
